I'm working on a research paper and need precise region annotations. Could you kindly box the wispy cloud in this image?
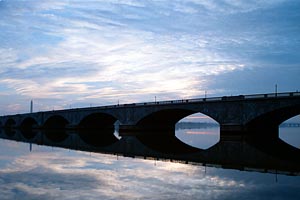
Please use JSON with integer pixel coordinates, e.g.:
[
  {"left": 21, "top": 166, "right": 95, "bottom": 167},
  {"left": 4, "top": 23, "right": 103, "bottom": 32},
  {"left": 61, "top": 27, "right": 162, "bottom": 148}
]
[{"left": 0, "top": 0, "right": 299, "bottom": 114}]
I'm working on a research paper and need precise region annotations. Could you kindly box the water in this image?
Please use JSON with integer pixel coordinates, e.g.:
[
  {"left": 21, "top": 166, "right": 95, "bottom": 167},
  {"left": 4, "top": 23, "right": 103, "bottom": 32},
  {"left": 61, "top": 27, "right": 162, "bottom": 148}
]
[
  {"left": 0, "top": 127, "right": 299, "bottom": 200},
  {"left": 176, "top": 126, "right": 220, "bottom": 149}
]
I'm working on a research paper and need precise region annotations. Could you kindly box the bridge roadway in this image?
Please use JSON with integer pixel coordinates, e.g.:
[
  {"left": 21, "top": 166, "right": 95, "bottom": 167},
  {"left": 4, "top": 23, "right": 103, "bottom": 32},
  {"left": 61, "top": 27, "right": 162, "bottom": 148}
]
[{"left": 0, "top": 91, "right": 300, "bottom": 140}]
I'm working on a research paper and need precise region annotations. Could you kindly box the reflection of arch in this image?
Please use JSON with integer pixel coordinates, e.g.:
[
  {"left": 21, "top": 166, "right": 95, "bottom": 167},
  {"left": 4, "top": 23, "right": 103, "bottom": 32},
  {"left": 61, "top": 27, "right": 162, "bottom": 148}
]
[
  {"left": 5, "top": 119, "right": 16, "bottom": 128},
  {"left": 79, "top": 129, "right": 119, "bottom": 147},
  {"left": 78, "top": 113, "right": 118, "bottom": 147},
  {"left": 20, "top": 117, "right": 38, "bottom": 140},
  {"left": 20, "top": 117, "right": 37, "bottom": 140},
  {"left": 43, "top": 115, "right": 69, "bottom": 129},
  {"left": 43, "top": 116, "right": 69, "bottom": 142},
  {"left": 4, "top": 129, "right": 15, "bottom": 137},
  {"left": 44, "top": 130, "right": 68, "bottom": 143},
  {"left": 4, "top": 119, "right": 16, "bottom": 137},
  {"left": 21, "top": 130, "right": 37, "bottom": 140},
  {"left": 136, "top": 133, "right": 201, "bottom": 154},
  {"left": 20, "top": 117, "right": 37, "bottom": 130}
]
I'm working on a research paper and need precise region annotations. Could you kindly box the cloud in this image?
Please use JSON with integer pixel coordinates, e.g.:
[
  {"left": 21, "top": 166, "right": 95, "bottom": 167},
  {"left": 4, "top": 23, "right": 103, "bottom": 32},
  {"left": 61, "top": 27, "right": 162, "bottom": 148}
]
[
  {"left": 182, "top": 0, "right": 288, "bottom": 13},
  {"left": 0, "top": 0, "right": 299, "bottom": 114}
]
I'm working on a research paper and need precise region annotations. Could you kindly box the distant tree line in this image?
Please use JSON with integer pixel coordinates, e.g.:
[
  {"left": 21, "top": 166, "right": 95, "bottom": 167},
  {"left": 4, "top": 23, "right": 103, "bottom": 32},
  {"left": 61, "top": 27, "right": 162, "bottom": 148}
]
[
  {"left": 175, "top": 122, "right": 219, "bottom": 130},
  {"left": 279, "top": 123, "right": 300, "bottom": 128},
  {"left": 175, "top": 122, "right": 300, "bottom": 130}
]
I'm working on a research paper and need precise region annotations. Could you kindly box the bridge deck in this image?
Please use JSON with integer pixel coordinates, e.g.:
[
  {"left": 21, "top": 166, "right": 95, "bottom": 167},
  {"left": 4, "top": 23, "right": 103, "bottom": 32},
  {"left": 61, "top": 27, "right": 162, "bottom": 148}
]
[{"left": 3, "top": 91, "right": 299, "bottom": 116}]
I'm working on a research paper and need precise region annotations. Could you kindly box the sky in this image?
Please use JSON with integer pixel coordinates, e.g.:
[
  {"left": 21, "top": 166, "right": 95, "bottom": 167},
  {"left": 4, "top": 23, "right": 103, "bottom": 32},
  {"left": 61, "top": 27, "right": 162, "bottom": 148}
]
[{"left": 0, "top": 0, "right": 300, "bottom": 115}]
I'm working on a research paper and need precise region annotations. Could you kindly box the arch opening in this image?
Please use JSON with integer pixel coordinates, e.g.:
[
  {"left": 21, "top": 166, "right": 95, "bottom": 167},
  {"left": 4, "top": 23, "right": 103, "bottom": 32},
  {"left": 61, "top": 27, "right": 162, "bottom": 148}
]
[
  {"left": 137, "top": 109, "right": 194, "bottom": 132},
  {"left": 44, "top": 129, "right": 68, "bottom": 143},
  {"left": 43, "top": 116, "right": 69, "bottom": 143},
  {"left": 20, "top": 117, "right": 38, "bottom": 139},
  {"left": 4, "top": 119, "right": 16, "bottom": 137},
  {"left": 78, "top": 113, "right": 118, "bottom": 147},
  {"left": 135, "top": 109, "right": 206, "bottom": 153},
  {"left": 246, "top": 105, "right": 300, "bottom": 140},
  {"left": 244, "top": 107, "right": 300, "bottom": 162},
  {"left": 4, "top": 119, "right": 16, "bottom": 129},
  {"left": 43, "top": 115, "right": 69, "bottom": 129},
  {"left": 279, "top": 115, "right": 300, "bottom": 149},
  {"left": 176, "top": 113, "right": 220, "bottom": 149},
  {"left": 79, "top": 113, "right": 117, "bottom": 129}
]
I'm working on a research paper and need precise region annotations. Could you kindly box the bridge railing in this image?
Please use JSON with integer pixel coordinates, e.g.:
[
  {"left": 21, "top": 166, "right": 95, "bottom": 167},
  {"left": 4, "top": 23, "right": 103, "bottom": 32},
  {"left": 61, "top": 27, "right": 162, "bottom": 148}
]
[
  {"left": 130, "top": 91, "right": 300, "bottom": 107},
  {"left": 107, "top": 91, "right": 300, "bottom": 108},
  {"left": 243, "top": 92, "right": 299, "bottom": 100},
  {"left": 2, "top": 92, "right": 299, "bottom": 116}
]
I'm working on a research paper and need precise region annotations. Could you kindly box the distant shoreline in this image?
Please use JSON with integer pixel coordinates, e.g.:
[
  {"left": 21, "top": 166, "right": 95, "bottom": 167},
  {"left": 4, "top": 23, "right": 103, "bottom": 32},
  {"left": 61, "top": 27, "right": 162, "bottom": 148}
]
[
  {"left": 176, "top": 122, "right": 300, "bottom": 130},
  {"left": 176, "top": 122, "right": 219, "bottom": 130}
]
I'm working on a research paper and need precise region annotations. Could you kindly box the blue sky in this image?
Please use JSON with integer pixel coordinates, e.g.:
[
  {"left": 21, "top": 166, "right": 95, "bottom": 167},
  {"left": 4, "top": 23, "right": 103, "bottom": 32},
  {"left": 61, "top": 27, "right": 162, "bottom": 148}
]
[{"left": 0, "top": 0, "right": 300, "bottom": 114}]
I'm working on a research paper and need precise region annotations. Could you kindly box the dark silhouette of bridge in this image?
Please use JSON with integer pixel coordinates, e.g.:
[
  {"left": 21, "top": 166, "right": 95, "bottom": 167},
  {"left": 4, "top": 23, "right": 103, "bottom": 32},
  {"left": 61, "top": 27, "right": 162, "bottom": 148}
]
[
  {"left": 1, "top": 92, "right": 300, "bottom": 139},
  {"left": 0, "top": 92, "right": 300, "bottom": 174},
  {"left": 0, "top": 128, "right": 299, "bottom": 176}
]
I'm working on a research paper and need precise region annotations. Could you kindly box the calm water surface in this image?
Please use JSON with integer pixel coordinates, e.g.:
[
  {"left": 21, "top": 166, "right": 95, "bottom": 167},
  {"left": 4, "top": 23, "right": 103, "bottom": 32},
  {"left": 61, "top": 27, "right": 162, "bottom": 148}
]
[{"left": 0, "top": 127, "right": 299, "bottom": 200}]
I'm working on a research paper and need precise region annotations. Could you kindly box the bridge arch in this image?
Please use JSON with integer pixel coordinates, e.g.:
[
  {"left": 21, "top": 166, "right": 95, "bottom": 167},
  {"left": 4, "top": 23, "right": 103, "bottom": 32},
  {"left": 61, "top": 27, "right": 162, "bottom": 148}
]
[
  {"left": 42, "top": 115, "right": 69, "bottom": 142},
  {"left": 4, "top": 118, "right": 16, "bottom": 128},
  {"left": 20, "top": 117, "right": 38, "bottom": 140},
  {"left": 43, "top": 115, "right": 69, "bottom": 129},
  {"left": 78, "top": 113, "right": 119, "bottom": 147},
  {"left": 135, "top": 108, "right": 220, "bottom": 131},
  {"left": 3, "top": 119, "right": 16, "bottom": 137},
  {"left": 78, "top": 113, "right": 117, "bottom": 129},
  {"left": 134, "top": 109, "right": 219, "bottom": 153},
  {"left": 246, "top": 104, "right": 300, "bottom": 138},
  {"left": 279, "top": 116, "right": 300, "bottom": 149},
  {"left": 136, "top": 109, "right": 196, "bottom": 132},
  {"left": 20, "top": 117, "right": 37, "bottom": 130}
]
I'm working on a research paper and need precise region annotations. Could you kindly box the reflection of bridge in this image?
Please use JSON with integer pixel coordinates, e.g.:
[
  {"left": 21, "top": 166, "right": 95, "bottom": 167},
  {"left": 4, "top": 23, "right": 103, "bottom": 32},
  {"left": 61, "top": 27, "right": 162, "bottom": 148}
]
[
  {"left": 0, "top": 129, "right": 299, "bottom": 175},
  {"left": 0, "top": 92, "right": 299, "bottom": 139},
  {"left": 0, "top": 92, "right": 300, "bottom": 175}
]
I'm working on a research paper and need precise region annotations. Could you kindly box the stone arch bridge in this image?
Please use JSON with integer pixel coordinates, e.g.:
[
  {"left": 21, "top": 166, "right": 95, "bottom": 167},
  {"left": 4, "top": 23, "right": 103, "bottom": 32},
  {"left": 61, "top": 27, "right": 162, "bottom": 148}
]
[{"left": 0, "top": 92, "right": 300, "bottom": 140}]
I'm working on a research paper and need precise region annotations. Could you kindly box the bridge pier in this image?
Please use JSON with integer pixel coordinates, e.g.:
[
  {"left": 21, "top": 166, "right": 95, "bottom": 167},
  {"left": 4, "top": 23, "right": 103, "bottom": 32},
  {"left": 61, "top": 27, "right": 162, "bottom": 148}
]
[
  {"left": 220, "top": 123, "right": 280, "bottom": 141},
  {"left": 119, "top": 125, "right": 174, "bottom": 136},
  {"left": 220, "top": 124, "right": 246, "bottom": 141}
]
